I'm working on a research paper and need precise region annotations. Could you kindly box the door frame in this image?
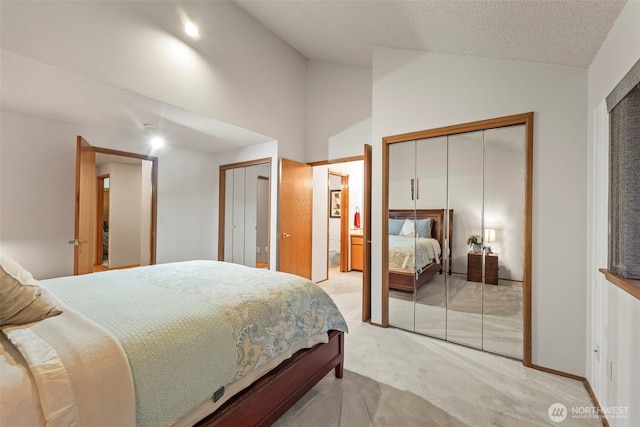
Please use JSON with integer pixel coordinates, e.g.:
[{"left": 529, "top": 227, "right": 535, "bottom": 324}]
[
  {"left": 75, "top": 138, "right": 158, "bottom": 274},
  {"left": 363, "top": 144, "right": 372, "bottom": 322}
]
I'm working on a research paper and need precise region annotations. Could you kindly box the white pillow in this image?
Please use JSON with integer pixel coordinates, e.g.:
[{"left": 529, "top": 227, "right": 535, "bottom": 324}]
[
  {"left": 0, "top": 256, "right": 62, "bottom": 326},
  {"left": 399, "top": 219, "right": 415, "bottom": 237}
]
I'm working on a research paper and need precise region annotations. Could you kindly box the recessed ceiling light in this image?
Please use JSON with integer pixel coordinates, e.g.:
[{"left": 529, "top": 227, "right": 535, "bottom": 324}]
[
  {"left": 185, "top": 22, "right": 199, "bottom": 38},
  {"left": 150, "top": 137, "right": 164, "bottom": 149}
]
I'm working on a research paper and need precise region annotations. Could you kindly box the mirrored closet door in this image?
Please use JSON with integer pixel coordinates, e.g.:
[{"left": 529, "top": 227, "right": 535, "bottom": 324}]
[{"left": 385, "top": 113, "right": 532, "bottom": 361}]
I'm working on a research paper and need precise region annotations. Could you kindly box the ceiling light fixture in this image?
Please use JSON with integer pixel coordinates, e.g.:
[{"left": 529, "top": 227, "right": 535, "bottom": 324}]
[
  {"left": 150, "top": 137, "right": 164, "bottom": 149},
  {"left": 185, "top": 22, "right": 199, "bottom": 38}
]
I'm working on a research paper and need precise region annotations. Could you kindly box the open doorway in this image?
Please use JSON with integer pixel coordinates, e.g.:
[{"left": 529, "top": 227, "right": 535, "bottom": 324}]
[
  {"left": 93, "top": 153, "right": 154, "bottom": 271},
  {"left": 96, "top": 175, "right": 110, "bottom": 267},
  {"left": 310, "top": 159, "right": 364, "bottom": 283},
  {"left": 328, "top": 170, "right": 349, "bottom": 278},
  {"left": 309, "top": 147, "right": 371, "bottom": 322},
  {"left": 73, "top": 136, "right": 157, "bottom": 275}
]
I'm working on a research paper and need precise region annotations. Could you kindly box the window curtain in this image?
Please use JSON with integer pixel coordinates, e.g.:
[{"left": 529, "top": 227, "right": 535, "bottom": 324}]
[{"left": 607, "top": 58, "right": 640, "bottom": 279}]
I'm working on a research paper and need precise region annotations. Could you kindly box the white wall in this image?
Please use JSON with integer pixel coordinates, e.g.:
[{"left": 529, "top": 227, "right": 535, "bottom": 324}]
[
  {"left": 372, "top": 48, "right": 588, "bottom": 376},
  {"left": 306, "top": 61, "right": 372, "bottom": 162},
  {"left": 0, "top": 1, "right": 307, "bottom": 161},
  {"left": 108, "top": 163, "right": 142, "bottom": 268},
  {"left": 586, "top": 2, "right": 640, "bottom": 425},
  {"left": 0, "top": 110, "right": 218, "bottom": 278},
  {"left": 97, "top": 160, "right": 152, "bottom": 268},
  {"left": 311, "top": 160, "right": 364, "bottom": 282}
]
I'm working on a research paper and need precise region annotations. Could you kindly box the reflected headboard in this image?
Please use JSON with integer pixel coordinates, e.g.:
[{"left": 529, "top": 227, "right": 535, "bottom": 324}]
[{"left": 388, "top": 209, "right": 453, "bottom": 252}]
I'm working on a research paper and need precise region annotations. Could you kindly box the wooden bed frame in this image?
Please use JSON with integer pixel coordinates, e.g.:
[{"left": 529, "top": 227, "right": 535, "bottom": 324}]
[
  {"left": 196, "top": 330, "right": 344, "bottom": 426},
  {"left": 388, "top": 209, "right": 453, "bottom": 292}
]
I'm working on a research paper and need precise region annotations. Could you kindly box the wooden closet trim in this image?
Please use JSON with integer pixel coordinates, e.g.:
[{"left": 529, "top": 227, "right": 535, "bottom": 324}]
[{"left": 308, "top": 155, "right": 364, "bottom": 166}]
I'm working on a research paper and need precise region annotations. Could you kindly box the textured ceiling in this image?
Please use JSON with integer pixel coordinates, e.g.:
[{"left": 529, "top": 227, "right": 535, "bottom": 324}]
[{"left": 234, "top": 0, "right": 626, "bottom": 68}]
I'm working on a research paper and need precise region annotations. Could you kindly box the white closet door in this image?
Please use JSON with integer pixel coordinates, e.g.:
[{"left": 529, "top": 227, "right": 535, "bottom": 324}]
[
  {"left": 224, "top": 169, "right": 234, "bottom": 263},
  {"left": 244, "top": 165, "right": 258, "bottom": 268},
  {"left": 232, "top": 168, "right": 245, "bottom": 265}
]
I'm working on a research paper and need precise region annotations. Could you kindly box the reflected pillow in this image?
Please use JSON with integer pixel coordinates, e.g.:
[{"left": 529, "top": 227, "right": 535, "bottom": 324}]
[
  {"left": 416, "top": 218, "right": 433, "bottom": 238},
  {"left": 399, "top": 219, "right": 415, "bottom": 237},
  {"left": 0, "top": 256, "right": 63, "bottom": 326},
  {"left": 389, "top": 219, "right": 406, "bottom": 235}
]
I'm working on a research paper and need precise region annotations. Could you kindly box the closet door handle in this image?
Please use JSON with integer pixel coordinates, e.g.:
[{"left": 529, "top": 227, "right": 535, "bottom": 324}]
[
  {"left": 282, "top": 233, "right": 291, "bottom": 239},
  {"left": 410, "top": 178, "right": 419, "bottom": 200}
]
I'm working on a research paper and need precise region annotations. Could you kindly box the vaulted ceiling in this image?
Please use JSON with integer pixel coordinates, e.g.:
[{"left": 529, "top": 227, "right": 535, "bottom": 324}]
[{"left": 0, "top": 1, "right": 627, "bottom": 153}]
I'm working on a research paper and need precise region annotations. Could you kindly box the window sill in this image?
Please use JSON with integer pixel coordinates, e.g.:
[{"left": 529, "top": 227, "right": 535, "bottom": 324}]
[{"left": 599, "top": 269, "right": 640, "bottom": 300}]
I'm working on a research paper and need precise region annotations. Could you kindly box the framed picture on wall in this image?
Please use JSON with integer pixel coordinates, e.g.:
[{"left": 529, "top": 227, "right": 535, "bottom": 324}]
[{"left": 330, "top": 190, "right": 341, "bottom": 218}]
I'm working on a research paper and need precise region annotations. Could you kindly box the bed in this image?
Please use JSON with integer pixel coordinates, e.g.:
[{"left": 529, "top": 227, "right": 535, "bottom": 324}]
[
  {"left": 0, "top": 258, "right": 348, "bottom": 426},
  {"left": 388, "top": 209, "right": 453, "bottom": 292}
]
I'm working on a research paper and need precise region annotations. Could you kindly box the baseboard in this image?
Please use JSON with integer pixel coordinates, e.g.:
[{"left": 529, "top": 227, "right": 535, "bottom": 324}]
[
  {"left": 530, "top": 364, "right": 608, "bottom": 427},
  {"left": 530, "top": 363, "right": 585, "bottom": 382},
  {"left": 583, "top": 379, "right": 609, "bottom": 427}
]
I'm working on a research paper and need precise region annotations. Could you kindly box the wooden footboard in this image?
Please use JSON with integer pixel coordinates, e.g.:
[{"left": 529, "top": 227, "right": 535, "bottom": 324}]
[
  {"left": 389, "top": 260, "right": 441, "bottom": 292},
  {"left": 196, "top": 330, "right": 344, "bottom": 426},
  {"left": 388, "top": 270, "right": 416, "bottom": 292}
]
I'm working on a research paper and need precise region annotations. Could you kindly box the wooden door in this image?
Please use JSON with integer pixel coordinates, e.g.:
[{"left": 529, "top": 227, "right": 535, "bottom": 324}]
[
  {"left": 362, "top": 144, "right": 372, "bottom": 321},
  {"left": 278, "top": 158, "right": 312, "bottom": 279},
  {"left": 73, "top": 136, "right": 96, "bottom": 275}
]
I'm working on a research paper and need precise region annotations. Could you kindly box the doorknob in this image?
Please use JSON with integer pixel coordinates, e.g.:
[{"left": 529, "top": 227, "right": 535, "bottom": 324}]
[
  {"left": 282, "top": 233, "right": 291, "bottom": 239},
  {"left": 68, "top": 239, "right": 88, "bottom": 246}
]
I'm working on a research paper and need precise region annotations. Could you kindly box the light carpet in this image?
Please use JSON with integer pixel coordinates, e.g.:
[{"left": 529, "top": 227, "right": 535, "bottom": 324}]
[
  {"left": 276, "top": 270, "right": 602, "bottom": 427},
  {"left": 274, "top": 370, "right": 466, "bottom": 427}
]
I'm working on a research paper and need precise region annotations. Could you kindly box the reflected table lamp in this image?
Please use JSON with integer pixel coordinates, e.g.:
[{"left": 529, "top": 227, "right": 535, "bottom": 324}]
[{"left": 484, "top": 229, "right": 496, "bottom": 253}]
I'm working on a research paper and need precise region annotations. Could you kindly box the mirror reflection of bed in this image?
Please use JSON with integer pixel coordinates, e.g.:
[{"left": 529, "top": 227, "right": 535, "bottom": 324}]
[
  {"left": 388, "top": 209, "right": 452, "bottom": 292},
  {"left": 388, "top": 209, "right": 451, "bottom": 338}
]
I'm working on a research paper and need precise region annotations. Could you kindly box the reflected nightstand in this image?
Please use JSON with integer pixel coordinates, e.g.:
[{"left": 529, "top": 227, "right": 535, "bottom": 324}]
[{"left": 467, "top": 252, "right": 499, "bottom": 285}]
